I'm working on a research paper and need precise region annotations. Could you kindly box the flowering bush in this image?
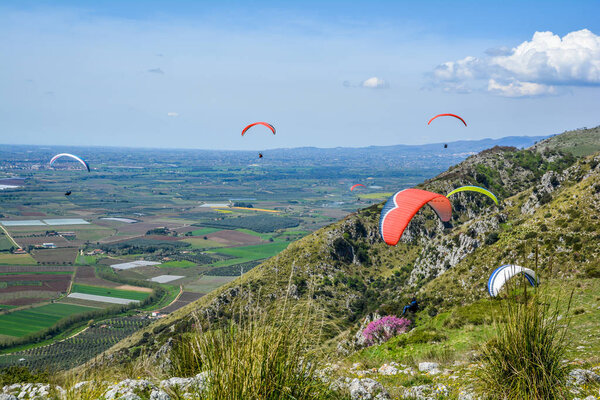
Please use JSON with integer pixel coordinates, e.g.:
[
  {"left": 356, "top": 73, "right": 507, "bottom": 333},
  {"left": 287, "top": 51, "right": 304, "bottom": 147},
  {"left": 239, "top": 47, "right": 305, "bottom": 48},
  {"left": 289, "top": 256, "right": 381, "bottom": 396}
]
[{"left": 362, "top": 315, "right": 411, "bottom": 346}]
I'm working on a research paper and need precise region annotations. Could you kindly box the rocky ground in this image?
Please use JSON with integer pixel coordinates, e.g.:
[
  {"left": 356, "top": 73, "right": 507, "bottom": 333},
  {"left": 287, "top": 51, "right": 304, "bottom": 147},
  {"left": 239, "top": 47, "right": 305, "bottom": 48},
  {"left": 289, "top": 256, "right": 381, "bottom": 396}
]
[{"left": 2, "top": 362, "right": 599, "bottom": 399}]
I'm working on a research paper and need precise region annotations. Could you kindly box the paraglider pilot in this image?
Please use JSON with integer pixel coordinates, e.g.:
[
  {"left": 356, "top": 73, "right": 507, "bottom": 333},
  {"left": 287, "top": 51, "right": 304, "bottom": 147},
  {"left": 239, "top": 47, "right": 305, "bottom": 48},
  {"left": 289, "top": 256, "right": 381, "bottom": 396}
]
[{"left": 402, "top": 297, "right": 418, "bottom": 315}]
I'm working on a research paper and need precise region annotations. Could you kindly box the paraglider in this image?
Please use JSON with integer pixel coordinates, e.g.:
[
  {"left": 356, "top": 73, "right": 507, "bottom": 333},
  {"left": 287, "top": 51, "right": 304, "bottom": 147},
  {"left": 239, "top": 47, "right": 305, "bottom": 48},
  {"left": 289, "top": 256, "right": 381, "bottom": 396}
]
[
  {"left": 49, "top": 153, "right": 90, "bottom": 172},
  {"left": 258, "top": 153, "right": 263, "bottom": 159},
  {"left": 428, "top": 114, "right": 467, "bottom": 127},
  {"left": 64, "top": 191, "right": 72, "bottom": 196},
  {"left": 488, "top": 264, "right": 538, "bottom": 297},
  {"left": 447, "top": 186, "right": 499, "bottom": 205},
  {"left": 444, "top": 144, "right": 448, "bottom": 149},
  {"left": 379, "top": 188, "right": 452, "bottom": 246},
  {"left": 350, "top": 184, "right": 365, "bottom": 192},
  {"left": 402, "top": 298, "right": 419, "bottom": 315},
  {"left": 241, "top": 122, "right": 276, "bottom": 136}
]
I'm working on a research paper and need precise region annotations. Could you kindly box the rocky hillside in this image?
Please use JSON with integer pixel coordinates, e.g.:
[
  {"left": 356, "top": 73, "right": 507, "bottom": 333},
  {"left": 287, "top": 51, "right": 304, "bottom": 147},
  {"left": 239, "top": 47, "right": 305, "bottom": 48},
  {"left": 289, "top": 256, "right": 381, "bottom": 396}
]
[{"left": 101, "top": 126, "right": 600, "bottom": 365}]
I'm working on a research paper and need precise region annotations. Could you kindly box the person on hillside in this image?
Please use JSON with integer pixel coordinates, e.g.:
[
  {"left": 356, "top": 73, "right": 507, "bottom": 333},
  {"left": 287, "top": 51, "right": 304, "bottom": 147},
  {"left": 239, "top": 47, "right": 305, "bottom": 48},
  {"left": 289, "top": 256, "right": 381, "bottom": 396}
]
[{"left": 402, "top": 297, "right": 418, "bottom": 315}]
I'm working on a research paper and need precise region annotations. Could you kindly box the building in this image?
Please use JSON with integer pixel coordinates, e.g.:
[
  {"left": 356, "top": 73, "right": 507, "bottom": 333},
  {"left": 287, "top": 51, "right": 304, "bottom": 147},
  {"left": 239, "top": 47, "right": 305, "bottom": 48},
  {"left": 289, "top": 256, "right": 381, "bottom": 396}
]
[{"left": 42, "top": 243, "right": 57, "bottom": 249}]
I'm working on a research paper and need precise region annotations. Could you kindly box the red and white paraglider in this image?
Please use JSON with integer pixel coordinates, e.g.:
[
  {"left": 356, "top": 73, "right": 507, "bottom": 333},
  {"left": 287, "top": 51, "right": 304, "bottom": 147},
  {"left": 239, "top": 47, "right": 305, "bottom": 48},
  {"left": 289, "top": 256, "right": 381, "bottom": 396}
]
[
  {"left": 379, "top": 189, "right": 452, "bottom": 246},
  {"left": 427, "top": 114, "right": 467, "bottom": 127}
]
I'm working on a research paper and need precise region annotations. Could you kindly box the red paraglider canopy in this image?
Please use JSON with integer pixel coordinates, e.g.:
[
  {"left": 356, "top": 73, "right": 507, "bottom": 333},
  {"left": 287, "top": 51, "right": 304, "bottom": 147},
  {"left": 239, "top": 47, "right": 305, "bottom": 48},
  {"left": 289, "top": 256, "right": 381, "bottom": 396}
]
[
  {"left": 241, "top": 122, "right": 276, "bottom": 136},
  {"left": 350, "top": 184, "right": 365, "bottom": 192},
  {"left": 427, "top": 114, "right": 467, "bottom": 127},
  {"left": 379, "top": 189, "right": 452, "bottom": 246}
]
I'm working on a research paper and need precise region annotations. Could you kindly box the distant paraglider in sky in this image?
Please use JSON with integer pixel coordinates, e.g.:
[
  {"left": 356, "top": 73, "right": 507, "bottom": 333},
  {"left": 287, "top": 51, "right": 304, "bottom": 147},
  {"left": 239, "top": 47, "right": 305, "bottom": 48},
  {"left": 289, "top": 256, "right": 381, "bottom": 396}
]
[
  {"left": 488, "top": 264, "right": 538, "bottom": 297},
  {"left": 428, "top": 114, "right": 467, "bottom": 127},
  {"left": 64, "top": 191, "right": 72, "bottom": 196},
  {"left": 379, "top": 188, "right": 452, "bottom": 246},
  {"left": 241, "top": 122, "right": 276, "bottom": 136},
  {"left": 49, "top": 153, "right": 90, "bottom": 172},
  {"left": 258, "top": 153, "right": 263, "bottom": 159},
  {"left": 447, "top": 186, "right": 499, "bottom": 205},
  {"left": 350, "top": 184, "right": 365, "bottom": 192}
]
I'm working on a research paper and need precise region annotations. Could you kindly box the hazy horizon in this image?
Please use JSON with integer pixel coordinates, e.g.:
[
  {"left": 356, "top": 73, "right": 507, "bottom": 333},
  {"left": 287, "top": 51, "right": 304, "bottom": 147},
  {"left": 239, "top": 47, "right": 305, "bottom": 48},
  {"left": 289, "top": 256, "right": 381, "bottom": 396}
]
[{"left": 1, "top": 0, "right": 599, "bottom": 150}]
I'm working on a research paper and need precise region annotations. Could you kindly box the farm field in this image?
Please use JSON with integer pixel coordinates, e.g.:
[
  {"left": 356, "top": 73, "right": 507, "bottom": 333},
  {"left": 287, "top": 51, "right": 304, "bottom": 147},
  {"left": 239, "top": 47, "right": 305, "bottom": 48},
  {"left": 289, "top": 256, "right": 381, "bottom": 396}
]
[
  {"left": 184, "top": 275, "right": 237, "bottom": 294},
  {"left": 0, "top": 303, "right": 95, "bottom": 338},
  {"left": 0, "top": 316, "right": 151, "bottom": 370},
  {"left": 0, "top": 141, "right": 494, "bottom": 364},
  {"left": 70, "top": 284, "right": 150, "bottom": 301},
  {"left": 209, "top": 242, "right": 290, "bottom": 266},
  {"left": 0, "top": 254, "right": 37, "bottom": 265}
]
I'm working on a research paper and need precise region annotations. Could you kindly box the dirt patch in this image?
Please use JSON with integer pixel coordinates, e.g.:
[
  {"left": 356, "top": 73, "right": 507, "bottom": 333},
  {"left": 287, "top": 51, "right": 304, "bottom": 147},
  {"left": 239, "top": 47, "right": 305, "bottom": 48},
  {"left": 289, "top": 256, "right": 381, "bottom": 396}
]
[
  {"left": 75, "top": 266, "right": 96, "bottom": 279},
  {"left": 0, "top": 265, "right": 73, "bottom": 273},
  {"left": 144, "top": 235, "right": 184, "bottom": 241},
  {"left": 2, "top": 297, "right": 50, "bottom": 306},
  {"left": 160, "top": 291, "right": 203, "bottom": 314},
  {"left": 0, "top": 274, "right": 70, "bottom": 293},
  {"left": 15, "top": 236, "right": 71, "bottom": 248},
  {"left": 115, "top": 285, "right": 153, "bottom": 293},
  {"left": 31, "top": 247, "right": 78, "bottom": 265},
  {"left": 20, "top": 212, "right": 47, "bottom": 217}
]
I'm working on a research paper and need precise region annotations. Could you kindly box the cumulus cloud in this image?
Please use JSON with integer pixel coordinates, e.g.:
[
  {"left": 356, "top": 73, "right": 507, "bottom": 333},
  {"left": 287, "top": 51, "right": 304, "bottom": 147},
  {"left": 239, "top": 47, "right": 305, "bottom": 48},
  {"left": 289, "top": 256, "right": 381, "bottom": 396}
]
[
  {"left": 431, "top": 29, "right": 600, "bottom": 97},
  {"left": 361, "top": 77, "right": 389, "bottom": 88},
  {"left": 488, "top": 79, "right": 557, "bottom": 97},
  {"left": 167, "top": 112, "right": 179, "bottom": 117},
  {"left": 148, "top": 67, "right": 164, "bottom": 74}
]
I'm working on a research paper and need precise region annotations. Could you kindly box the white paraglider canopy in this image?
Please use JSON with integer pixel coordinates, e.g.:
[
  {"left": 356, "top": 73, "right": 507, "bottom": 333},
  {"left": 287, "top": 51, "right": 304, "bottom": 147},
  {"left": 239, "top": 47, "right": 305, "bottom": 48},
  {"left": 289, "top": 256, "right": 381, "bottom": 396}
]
[{"left": 487, "top": 264, "right": 537, "bottom": 297}]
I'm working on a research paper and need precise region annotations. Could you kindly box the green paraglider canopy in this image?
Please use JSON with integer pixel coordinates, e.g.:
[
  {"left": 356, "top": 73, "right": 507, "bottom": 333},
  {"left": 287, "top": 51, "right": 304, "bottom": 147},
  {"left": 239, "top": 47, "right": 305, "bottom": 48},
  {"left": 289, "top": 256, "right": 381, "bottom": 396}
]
[{"left": 446, "top": 186, "right": 498, "bottom": 205}]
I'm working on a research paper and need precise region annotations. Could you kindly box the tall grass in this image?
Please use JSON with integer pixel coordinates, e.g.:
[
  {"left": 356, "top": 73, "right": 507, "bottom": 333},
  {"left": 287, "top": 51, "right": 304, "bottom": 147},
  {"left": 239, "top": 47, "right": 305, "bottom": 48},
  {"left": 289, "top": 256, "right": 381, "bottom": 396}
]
[
  {"left": 477, "top": 289, "right": 572, "bottom": 400},
  {"left": 169, "top": 297, "right": 346, "bottom": 400}
]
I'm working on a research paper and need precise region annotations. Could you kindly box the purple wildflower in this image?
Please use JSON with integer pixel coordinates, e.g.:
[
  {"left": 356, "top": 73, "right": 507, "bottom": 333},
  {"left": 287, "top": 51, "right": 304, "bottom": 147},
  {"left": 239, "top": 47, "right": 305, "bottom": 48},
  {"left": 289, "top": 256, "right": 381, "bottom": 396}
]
[{"left": 362, "top": 315, "right": 411, "bottom": 346}]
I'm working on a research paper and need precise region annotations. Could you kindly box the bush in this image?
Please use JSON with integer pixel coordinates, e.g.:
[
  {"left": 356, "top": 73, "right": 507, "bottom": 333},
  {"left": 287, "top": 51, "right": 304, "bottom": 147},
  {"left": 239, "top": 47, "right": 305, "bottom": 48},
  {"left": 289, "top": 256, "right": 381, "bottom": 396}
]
[
  {"left": 362, "top": 316, "right": 411, "bottom": 346},
  {"left": 477, "top": 292, "right": 572, "bottom": 399},
  {"left": 170, "top": 303, "right": 345, "bottom": 400}
]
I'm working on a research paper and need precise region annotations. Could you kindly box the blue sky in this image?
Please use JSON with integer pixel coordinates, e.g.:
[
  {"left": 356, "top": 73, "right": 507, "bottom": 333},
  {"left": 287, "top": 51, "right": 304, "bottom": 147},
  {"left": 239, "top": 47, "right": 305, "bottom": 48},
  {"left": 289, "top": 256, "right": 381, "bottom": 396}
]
[{"left": 1, "top": 0, "right": 599, "bottom": 150}]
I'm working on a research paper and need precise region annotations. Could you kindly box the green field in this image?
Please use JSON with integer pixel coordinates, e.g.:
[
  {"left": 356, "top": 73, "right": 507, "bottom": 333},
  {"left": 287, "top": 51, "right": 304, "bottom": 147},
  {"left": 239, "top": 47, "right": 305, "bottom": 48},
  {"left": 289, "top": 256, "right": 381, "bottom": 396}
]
[
  {"left": 188, "top": 227, "right": 221, "bottom": 236},
  {"left": 0, "top": 303, "right": 95, "bottom": 338},
  {"left": 76, "top": 254, "right": 98, "bottom": 265},
  {"left": 358, "top": 192, "right": 393, "bottom": 199},
  {"left": 0, "top": 253, "right": 38, "bottom": 265},
  {"left": 214, "top": 242, "right": 290, "bottom": 259},
  {"left": 0, "top": 236, "right": 13, "bottom": 251},
  {"left": 0, "top": 271, "right": 72, "bottom": 276},
  {"left": 0, "top": 305, "right": 16, "bottom": 310},
  {"left": 71, "top": 284, "right": 150, "bottom": 301},
  {"left": 160, "top": 260, "right": 196, "bottom": 268}
]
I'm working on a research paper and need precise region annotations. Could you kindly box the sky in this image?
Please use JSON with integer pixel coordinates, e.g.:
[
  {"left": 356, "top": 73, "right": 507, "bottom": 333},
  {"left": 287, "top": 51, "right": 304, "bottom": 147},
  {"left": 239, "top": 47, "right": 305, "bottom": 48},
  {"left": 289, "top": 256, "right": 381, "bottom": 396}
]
[{"left": 0, "top": 0, "right": 599, "bottom": 150}]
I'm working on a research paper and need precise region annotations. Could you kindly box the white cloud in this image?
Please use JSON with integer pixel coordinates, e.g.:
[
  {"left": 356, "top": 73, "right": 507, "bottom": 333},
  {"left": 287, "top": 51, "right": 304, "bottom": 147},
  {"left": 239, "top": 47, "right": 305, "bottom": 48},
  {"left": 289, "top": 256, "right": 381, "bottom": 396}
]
[
  {"left": 167, "top": 112, "right": 179, "bottom": 117},
  {"left": 361, "top": 77, "right": 389, "bottom": 88},
  {"left": 487, "top": 79, "right": 556, "bottom": 97},
  {"left": 431, "top": 29, "right": 600, "bottom": 97}
]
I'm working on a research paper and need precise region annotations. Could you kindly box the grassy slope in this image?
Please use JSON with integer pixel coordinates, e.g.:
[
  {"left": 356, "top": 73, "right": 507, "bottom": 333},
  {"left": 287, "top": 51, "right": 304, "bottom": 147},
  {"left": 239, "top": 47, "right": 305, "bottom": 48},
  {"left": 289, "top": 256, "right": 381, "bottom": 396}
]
[{"left": 96, "top": 126, "right": 600, "bottom": 370}]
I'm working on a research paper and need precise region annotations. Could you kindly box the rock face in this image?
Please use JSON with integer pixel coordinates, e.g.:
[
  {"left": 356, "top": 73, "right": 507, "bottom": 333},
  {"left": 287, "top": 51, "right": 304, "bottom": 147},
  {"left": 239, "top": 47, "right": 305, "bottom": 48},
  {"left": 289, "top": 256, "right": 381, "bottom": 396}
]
[
  {"left": 568, "top": 369, "right": 600, "bottom": 386},
  {"left": 1, "top": 383, "right": 63, "bottom": 399},
  {"left": 402, "top": 384, "right": 448, "bottom": 399},
  {"left": 1, "top": 375, "right": 209, "bottom": 400},
  {"left": 418, "top": 362, "right": 441, "bottom": 375},
  {"left": 348, "top": 378, "right": 390, "bottom": 400}
]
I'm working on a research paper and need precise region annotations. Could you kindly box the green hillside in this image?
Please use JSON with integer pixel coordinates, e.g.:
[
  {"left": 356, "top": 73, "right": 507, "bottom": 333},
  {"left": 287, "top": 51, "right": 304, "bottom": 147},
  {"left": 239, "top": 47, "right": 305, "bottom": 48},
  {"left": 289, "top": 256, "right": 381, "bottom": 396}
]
[{"left": 81, "top": 126, "right": 600, "bottom": 398}]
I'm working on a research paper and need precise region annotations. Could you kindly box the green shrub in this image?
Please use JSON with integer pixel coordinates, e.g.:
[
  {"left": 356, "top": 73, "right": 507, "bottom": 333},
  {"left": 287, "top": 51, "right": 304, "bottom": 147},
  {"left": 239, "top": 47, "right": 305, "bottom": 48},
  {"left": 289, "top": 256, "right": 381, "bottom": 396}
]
[
  {"left": 477, "top": 292, "right": 572, "bottom": 399},
  {"left": 170, "top": 303, "right": 346, "bottom": 400}
]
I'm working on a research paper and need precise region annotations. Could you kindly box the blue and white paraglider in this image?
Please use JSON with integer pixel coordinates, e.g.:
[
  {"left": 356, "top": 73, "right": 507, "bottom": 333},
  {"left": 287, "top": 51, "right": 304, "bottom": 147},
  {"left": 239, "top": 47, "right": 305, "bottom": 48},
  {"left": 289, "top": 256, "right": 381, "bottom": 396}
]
[{"left": 487, "top": 264, "right": 538, "bottom": 297}]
